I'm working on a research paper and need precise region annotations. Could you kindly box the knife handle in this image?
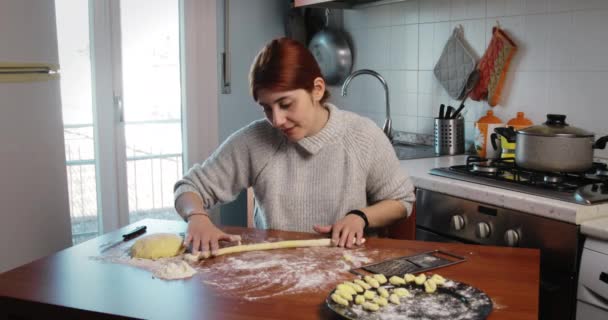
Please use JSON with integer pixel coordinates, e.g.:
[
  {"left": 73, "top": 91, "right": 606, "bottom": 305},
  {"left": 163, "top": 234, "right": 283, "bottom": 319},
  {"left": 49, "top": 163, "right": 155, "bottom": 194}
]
[{"left": 122, "top": 225, "right": 147, "bottom": 241}]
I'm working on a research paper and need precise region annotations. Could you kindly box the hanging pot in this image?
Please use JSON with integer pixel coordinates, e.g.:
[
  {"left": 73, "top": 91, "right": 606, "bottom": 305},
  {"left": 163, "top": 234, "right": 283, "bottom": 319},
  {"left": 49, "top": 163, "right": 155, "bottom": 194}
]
[
  {"left": 308, "top": 9, "right": 352, "bottom": 85},
  {"left": 515, "top": 114, "right": 608, "bottom": 172}
]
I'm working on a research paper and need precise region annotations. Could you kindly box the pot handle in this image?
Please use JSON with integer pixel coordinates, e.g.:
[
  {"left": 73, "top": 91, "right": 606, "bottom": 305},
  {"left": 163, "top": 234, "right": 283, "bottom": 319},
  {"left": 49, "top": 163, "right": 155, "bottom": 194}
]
[
  {"left": 594, "top": 135, "right": 608, "bottom": 149},
  {"left": 490, "top": 133, "right": 499, "bottom": 151}
]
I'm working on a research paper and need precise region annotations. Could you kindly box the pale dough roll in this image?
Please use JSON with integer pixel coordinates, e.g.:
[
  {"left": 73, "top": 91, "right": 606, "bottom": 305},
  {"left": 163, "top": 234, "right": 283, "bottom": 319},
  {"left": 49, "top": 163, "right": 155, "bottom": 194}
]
[{"left": 130, "top": 233, "right": 185, "bottom": 260}]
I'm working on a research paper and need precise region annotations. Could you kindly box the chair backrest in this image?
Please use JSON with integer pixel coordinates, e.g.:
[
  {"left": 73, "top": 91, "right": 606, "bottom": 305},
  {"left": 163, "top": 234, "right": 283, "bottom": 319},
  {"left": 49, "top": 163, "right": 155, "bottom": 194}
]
[{"left": 378, "top": 202, "right": 416, "bottom": 240}]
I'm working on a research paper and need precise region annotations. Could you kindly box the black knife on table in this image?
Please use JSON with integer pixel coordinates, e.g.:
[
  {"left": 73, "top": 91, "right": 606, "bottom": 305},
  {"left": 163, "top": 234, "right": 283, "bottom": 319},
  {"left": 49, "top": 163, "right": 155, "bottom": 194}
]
[{"left": 99, "top": 225, "right": 147, "bottom": 252}]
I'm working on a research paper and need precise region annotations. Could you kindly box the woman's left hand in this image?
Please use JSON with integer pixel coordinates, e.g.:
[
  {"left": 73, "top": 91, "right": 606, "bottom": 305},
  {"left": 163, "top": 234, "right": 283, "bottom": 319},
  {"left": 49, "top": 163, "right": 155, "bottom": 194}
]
[{"left": 313, "top": 215, "right": 366, "bottom": 248}]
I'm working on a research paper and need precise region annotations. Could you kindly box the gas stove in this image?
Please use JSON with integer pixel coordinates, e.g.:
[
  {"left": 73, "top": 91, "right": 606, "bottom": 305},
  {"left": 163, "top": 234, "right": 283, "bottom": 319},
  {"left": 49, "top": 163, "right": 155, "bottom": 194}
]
[{"left": 430, "top": 156, "right": 608, "bottom": 205}]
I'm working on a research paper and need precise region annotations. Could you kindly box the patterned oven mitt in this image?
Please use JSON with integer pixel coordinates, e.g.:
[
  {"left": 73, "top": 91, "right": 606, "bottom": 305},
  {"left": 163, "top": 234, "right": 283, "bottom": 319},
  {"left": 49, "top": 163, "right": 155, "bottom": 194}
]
[
  {"left": 434, "top": 26, "right": 477, "bottom": 100},
  {"left": 470, "top": 26, "right": 517, "bottom": 106}
]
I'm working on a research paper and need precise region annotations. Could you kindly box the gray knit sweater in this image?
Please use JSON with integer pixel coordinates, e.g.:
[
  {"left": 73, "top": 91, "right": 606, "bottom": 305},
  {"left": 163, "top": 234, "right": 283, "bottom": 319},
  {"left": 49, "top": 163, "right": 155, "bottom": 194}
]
[{"left": 174, "top": 103, "right": 415, "bottom": 232}]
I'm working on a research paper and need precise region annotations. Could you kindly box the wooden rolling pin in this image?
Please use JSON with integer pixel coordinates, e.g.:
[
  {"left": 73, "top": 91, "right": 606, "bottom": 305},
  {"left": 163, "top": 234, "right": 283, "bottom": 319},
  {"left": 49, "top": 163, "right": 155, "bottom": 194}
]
[{"left": 183, "top": 238, "right": 364, "bottom": 263}]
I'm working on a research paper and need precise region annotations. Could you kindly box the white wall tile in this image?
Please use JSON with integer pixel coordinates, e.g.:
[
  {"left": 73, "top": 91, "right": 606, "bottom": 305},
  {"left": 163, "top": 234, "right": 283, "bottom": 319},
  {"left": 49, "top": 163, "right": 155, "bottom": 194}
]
[
  {"left": 366, "top": 4, "right": 392, "bottom": 28},
  {"left": 393, "top": 115, "right": 418, "bottom": 132},
  {"left": 367, "top": 27, "right": 391, "bottom": 70},
  {"left": 451, "top": 0, "right": 487, "bottom": 21},
  {"left": 343, "top": 9, "right": 366, "bottom": 30},
  {"left": 420, "top": 0, "right": 451, "bottom": 23},
  {"left": 571, "top": 10, "right": 608, "bottom": 71},
  {"left": 390, "top": 25, "right": 408, "bottom": 69},
  {"left": 523, "top": 0, "right": 548, "bottom": 15},
  {"left": 391, "top": 0, "right": 420, "bottom": 26},
  {"left": 486, "top": 0, "right": 525, "bottom": 18},
  {"left": 418, "top": 23, "right": 435, "bottom": 69},
  {"left": 546, "top": 12, "right": 573, "bottom": 70},
  {"left": 548, "top": 0, "right": 573, "bottom": 13},
  {"left": 417, "top": 117, "right": 435, "bottom": 134},
  {"left": 570, "top": 0, "right": 608, "bottom": 11},
  {"left": 518, "top": 14, "right": 550, "bottom": 71},
  {"left": 390, "top": 24, "right": 419, "bottom": 70}
]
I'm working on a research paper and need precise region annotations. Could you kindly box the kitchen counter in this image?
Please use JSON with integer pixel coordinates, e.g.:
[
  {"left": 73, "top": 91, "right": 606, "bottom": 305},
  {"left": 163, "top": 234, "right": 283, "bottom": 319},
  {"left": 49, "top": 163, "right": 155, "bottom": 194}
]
[
  {"left": 399, "top": 156, "right": 608, "bottom": 225},
  {"left": 0, "top": 219, "right": 540, "bottom": 319},
  {"left": 581, "top": 217, "right": 608, "bottom": 240}
]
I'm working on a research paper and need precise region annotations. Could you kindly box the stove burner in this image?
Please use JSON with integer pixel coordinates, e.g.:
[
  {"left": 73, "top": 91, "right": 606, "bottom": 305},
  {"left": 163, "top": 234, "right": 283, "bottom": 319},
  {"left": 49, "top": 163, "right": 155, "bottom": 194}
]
[
  {"left": 596, "top": 169, "right": 608, "bottom": 177},
  {"left": 472, "top": 163, "right": 498, "bottom": 173},
  {"left": 543, "top": 175, "right": 563, "bottom": 184},
  {"left": 434, "top": 156, "right": 608, "bottom": 205}
]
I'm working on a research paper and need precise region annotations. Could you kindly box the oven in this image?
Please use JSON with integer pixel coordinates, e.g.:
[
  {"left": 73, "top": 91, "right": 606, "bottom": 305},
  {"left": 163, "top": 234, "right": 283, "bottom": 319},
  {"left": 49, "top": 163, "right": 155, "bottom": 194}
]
[{"left": 415, "top": 188, "right": 582, "bottom": 320}]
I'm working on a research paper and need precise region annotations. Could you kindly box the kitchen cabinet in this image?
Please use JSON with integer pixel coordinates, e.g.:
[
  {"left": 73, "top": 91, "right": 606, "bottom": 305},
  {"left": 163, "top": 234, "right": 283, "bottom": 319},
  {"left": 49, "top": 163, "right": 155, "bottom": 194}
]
[{"left": 0, "top": 219, "right": 540, "bottom": 319}]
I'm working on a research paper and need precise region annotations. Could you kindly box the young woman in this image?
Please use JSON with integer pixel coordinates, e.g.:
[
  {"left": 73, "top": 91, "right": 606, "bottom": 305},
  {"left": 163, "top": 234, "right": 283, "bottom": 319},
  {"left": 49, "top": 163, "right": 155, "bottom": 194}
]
[{"left": 174, "top": 37, "right": 415, "bottom": 255}]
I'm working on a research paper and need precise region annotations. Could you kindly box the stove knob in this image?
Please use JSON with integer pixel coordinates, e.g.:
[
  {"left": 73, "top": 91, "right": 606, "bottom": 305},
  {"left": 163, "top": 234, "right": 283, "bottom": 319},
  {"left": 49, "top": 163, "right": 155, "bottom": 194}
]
[
  {"left": 475, "top": 222, "right": 492, "bottom": 239},
  {"left": 601, "top": 183, "right": 608, "bottom": 194},
  {"left": 504, "top": 229, "right": 520, "bottom": 247},
  {"left": 450, "top": 215, "right": 466, "bottom": 231},
  {"left": 592, "top": 184, "right": 599, "bottom": 192}
]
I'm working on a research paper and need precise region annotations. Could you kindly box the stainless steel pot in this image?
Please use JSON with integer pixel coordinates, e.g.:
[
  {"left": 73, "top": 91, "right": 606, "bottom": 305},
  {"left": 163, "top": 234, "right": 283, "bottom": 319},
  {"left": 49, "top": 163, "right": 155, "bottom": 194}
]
[{"left": 515, "top": 114, "right": 608, "bottom": 172}]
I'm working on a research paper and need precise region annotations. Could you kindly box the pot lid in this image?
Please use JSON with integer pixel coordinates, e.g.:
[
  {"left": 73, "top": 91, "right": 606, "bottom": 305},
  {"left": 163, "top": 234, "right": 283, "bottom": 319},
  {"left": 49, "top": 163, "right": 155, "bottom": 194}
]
[{"left": 518, "top": 114, "right": 594, "bottom": 137}]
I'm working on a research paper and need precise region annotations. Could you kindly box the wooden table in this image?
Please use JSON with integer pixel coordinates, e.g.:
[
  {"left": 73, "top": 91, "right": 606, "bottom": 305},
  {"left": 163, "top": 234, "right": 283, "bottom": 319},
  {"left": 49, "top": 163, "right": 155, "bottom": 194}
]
[{"left": 0, "top": 219, "right": 539, "bottom": 319}]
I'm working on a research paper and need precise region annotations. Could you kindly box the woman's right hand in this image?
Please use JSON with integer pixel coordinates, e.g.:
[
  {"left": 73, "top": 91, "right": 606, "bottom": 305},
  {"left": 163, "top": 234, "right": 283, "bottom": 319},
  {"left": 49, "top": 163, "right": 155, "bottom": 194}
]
[{"left": 184, "top": 215, "right": 240, "bottom": 256}]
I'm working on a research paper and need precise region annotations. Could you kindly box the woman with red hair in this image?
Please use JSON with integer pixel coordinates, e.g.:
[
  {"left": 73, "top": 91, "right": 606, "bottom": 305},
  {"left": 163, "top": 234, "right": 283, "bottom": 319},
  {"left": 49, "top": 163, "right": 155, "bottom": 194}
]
[{"left": 174, "top": 38, "right": 414, "bottom": 255}]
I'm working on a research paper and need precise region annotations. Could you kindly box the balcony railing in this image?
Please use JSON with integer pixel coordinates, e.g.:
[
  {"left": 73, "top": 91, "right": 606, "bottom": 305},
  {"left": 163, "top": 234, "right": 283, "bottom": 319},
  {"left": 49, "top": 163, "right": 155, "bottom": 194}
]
[{"left": 64, "top": 124, "right": 183, "bottom": 244}]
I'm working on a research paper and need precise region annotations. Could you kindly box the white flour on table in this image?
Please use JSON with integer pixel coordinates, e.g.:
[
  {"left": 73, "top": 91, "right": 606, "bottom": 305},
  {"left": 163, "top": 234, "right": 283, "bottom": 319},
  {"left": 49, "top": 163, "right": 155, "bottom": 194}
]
[
  {"left": 92, "top": 239, "right": 375, "bottom": 290},
  {"left": 198, "top": 246, "right": 374, "bottom": 300}
]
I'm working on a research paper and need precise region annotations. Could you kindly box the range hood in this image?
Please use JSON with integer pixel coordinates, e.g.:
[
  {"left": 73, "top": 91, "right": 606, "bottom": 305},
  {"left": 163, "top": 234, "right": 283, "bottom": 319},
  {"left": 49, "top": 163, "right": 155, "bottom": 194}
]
[{"left": 294, "top": 0, "right": 406, "bottom": 9}]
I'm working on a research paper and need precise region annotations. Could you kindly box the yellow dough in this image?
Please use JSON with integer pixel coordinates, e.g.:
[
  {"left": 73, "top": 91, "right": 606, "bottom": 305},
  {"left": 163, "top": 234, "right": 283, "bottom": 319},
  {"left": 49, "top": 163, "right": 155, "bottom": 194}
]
[{"left": 130, "top": 233, "right": 185, "bottom": 259}]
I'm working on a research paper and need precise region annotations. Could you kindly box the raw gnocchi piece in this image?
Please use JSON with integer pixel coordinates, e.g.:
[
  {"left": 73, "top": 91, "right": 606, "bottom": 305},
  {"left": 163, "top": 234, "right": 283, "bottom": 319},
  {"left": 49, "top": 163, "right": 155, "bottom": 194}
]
[
  {"left": 373, "top": 274, "right": 388, "bottom": 284},
  {"left": 404, "top": 273, "right": 416, "bottom": 283},
  {"left": 363, "top": 290, "right": 376, "bottom": 300},
  {"left": 355, "top": 294, "right": 366, "bottom": 305},
  {"left": 363, "top": 301, "right": 380, "bottom": 312},
  {"left": 389, "top": 293, "right": 401, "bottom": 305},
  {"left": 354, "top": 279, "right": 372, "bottom": 290},
  {"left": 336, "top": 284, "right": 357, "bottom": 296},
  {"left": 392, "top": 287, "right": 411, "bottom": 297},
  {"left": 377, "top": 287, "right": 389, "bottom": 298},
  {"left": 373, "top": 296, "right": 388, "bottom": 307},
  {"left": 331, "top": 293, "right": 349, "bottom": 306},
  {"left": 415, "top": 273, "right": 427, "bottom": 285},
  {"left": 430, "top": 274, "right": 446, "bottom": 285},
  {"left": 424, "top": 279, "right": 438, "bottom": 293},
  {"left": 389, "top": 275, "right": 406, "bottom": 285},
  {"left": 364, "top": 275, "right": 380, "bottom": 288},
  {"left": 344, "top": 281, "right": 364, "bottom": 293},
  {"left": 335, "top": 289, "right": 354, "bottom": 301}
]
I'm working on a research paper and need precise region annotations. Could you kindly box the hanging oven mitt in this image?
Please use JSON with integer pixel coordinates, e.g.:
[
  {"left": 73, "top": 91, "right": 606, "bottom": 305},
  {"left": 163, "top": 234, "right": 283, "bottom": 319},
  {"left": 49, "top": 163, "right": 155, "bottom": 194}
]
[
  {"left": 433, "top": 26, "right": 477, "bottom": 100},
  {"left": 470, "top": 26, "right": 517, "bottom": 106}
]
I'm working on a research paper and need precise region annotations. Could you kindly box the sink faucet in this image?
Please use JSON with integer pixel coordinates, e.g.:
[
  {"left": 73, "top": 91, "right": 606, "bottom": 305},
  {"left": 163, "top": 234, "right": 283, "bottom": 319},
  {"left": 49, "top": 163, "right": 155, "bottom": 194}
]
[{"left": 341, "top": 69, "right": 392, "bottom": 142}]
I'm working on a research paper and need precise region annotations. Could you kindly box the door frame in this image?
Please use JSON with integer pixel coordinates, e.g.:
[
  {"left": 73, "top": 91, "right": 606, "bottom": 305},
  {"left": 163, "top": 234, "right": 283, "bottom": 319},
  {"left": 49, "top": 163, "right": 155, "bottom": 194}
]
[{"left": 89, "top": 0, "right": 219, "bottom": 233}]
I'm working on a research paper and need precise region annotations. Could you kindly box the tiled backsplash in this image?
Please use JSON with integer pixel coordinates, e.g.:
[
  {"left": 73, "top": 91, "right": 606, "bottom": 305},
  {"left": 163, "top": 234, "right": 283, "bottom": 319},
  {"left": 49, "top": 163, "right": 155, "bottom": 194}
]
[{"left": 327, "top": 0, "right": 608, "bottom": 158}]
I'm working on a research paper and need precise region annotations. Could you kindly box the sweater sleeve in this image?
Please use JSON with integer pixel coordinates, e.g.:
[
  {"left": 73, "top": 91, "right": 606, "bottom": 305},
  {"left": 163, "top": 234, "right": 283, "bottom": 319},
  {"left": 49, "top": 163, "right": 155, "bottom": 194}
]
[
  {"left": 173, "top": 120, "right": 279, "bottom": 215},
  {"left": 363, "top": 123, "right": 416, "bottom": 217}
]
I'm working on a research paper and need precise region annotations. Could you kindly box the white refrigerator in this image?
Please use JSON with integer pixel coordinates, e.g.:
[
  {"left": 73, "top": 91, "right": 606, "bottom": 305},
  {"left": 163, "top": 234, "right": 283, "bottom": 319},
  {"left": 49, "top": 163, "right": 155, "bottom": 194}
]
[{"left": 0, "top": 0, "right": 72, "bottom": 273}]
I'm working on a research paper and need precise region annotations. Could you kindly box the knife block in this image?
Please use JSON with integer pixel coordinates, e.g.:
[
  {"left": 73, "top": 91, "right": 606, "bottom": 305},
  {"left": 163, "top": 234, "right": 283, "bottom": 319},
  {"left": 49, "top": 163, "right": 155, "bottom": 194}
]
[{"left": 434, "top": 118, "right": 465, "bottom": 155}]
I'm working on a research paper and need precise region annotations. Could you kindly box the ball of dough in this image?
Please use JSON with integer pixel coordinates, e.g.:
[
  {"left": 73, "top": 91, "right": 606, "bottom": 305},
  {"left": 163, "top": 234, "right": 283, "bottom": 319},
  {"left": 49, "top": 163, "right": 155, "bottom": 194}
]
[{"left": 130, "top": 233, "right": 185, "bottom": 259}]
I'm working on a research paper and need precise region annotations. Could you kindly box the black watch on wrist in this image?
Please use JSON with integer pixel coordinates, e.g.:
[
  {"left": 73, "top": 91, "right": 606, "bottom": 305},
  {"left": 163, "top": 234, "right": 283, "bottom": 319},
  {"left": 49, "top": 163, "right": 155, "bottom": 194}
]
[{"left": 346, "top": 209, "right": 369, "bottom": 231}]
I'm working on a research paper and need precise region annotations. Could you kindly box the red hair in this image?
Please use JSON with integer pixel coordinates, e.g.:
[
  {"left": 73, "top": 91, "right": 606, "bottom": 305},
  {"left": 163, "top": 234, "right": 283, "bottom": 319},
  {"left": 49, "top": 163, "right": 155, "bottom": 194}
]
[{"left": 249, "top": 37, "right": 330, "bottom": 103}]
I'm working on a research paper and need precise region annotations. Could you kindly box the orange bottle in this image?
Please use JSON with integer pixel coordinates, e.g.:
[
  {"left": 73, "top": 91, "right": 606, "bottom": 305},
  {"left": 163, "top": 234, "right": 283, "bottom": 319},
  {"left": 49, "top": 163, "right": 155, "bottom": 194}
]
[
  {"left": 474, "top": 110, "right": 504, "bottom": 159},
  {"left": 507, "top": 112, "right": 533, "bottom": 130}
]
